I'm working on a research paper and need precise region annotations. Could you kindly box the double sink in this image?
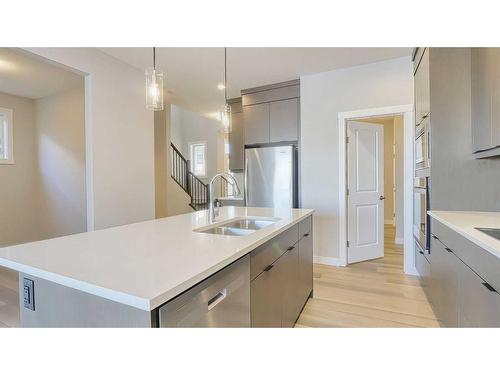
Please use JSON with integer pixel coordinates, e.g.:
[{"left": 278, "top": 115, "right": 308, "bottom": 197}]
[{"left": 195, "top": 217, "right": 281, "bottom": 236}]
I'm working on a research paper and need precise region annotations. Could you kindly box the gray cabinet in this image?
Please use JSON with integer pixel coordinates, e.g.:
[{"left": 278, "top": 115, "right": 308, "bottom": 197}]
[
  {"left": 298, "top": 218, "right": 313, "bottom": 304},
  {"left": 414, "top": 48, "right": 430, "bottom": 128},
  {"left": 242, "top": 80, "right": 300, "bottom": 145},
  {"left": 250, "top": 216, "right": 313, "bottom": 327},
  {"left": 228, "top": 99, "right": 244, "bottom": 171},
  {"left": 251, "top": 255, "right": 285, "bottom": 327},
  {"left": 428, "top": 218, "right": 500, "bottom": 327},
  {"left": 243, "top": 103, "right": 270, "bottom": 145},
  {"left": 270, "top": 98, "right": 299, "bottom": 143},
  {"left": 457, "top": 259, "right": 500, "bottom": 327},
  {"left": 429, "top": 235, "right": 458, "bottom": 327},
  {"left": 471, "top": 48, "right": 500, "bottom": 157}
]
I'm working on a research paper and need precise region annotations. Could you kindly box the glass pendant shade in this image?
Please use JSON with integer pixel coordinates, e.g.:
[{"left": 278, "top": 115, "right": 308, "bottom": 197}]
[
  {"left": 220, "top": 103, "right": 232, "bottom": 134},
  {"left": 145, "top": 67, "right": 164, "bottom": 111}
]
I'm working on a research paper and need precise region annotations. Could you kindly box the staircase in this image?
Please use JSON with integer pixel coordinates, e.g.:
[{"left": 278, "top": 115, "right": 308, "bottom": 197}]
[{"left": 171, "top": 143, "right": 232, "bottom": 211}]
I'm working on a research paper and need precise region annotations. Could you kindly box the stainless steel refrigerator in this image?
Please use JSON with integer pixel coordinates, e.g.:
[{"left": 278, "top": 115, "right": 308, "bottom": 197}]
[{"left": 244, "top": 145, "right": 298, "bottom": 208}]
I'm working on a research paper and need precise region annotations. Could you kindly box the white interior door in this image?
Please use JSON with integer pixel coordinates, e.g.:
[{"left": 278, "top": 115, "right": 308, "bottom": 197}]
[{"left": 347, "top": 121, "right": 384, "bottom": 264}]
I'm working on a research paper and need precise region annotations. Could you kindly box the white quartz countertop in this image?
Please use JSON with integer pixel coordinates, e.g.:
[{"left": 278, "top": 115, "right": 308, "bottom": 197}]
[
  {"left": 428, "top": 211, "right": 500, "bottom": 259},
  {"left": 0, "top": 207, "right": 313, "bottom": 311}
]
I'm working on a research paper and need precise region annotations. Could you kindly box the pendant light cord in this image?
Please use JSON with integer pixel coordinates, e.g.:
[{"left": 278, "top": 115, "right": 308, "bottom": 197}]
[
  {"left": 153, "top": 47, "right": 156, "bottom": 70},
  {"left": 224, "top": 47, "right": 227, "bottom": 102}
]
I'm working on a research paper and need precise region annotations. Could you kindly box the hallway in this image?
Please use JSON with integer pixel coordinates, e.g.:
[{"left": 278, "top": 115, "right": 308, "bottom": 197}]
[{"left": 296, "top": 225, "right": 441, "bottom": 327}]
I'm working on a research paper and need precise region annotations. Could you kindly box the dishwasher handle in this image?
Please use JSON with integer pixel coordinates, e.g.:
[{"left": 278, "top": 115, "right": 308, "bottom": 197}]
[{"left": 207, "top": 288, "right": 227, "bottom": 311}]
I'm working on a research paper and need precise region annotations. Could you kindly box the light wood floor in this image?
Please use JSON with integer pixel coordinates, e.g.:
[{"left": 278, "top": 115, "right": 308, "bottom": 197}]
[
  {"left": 295, "top": 225, "right": 440, "bottom": 328},
  {"left": 0, "top": 225, "right": 439, "bottom": 328}
]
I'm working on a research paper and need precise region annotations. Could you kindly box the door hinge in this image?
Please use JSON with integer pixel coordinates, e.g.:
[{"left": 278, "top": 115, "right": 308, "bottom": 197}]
[
  {"left": 346, "top": 136, "right": 349, "bottom": 144},
  {"left": 347, "top": 240, "right": 350, "bottom": 247},
  {"left": 346, "top": 188, "right": 349, "bottom": 196}
]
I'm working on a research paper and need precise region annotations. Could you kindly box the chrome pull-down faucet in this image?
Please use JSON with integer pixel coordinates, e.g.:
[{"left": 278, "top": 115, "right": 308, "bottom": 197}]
[{"left": 208, "top": 173, "right": 241, "bottom": 223}]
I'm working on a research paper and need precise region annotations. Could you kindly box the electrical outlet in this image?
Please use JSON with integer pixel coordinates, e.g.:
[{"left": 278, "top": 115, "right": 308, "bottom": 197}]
[{"left": 23, "top": 278, "right": 35, "bottom": 311}]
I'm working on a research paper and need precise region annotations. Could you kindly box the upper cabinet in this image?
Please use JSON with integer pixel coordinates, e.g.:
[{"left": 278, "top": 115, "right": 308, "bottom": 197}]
[
  {"left": 471, "top": 48, "right": 500, "bottom": 158},
  {"left": 269, "top": 98, "right": 299, "bottom": 143},
  {"left": 242, "top": 80, "right": 300, "bottom": 146},
  {"left": 243, "top": 102, "right": 270, "bottom": 145},
  {"left": 228, "top": 98, "right": 244, "bottom": 171},
  {"left": 414, "top": 48, "right": 430, "bottom": 127}
]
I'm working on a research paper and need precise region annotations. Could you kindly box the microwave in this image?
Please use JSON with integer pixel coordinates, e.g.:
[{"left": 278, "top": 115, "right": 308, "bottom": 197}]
[{"left": 415, "top": 118, "right": 430, "bottom": 176}]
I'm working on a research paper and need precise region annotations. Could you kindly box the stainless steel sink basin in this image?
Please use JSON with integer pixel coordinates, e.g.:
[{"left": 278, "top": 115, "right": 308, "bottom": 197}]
[
  {"left": 475, "top": 227, "right": 500, "bottom": 241},
  {"left": 194, "top": 217, "right": 281, "bottom": 236},
  {"left": 198, "top": 227, "right": 256, "bottom": 236},
  {"left": 221, "top": 218, "right": 279, "bottom": 230}
]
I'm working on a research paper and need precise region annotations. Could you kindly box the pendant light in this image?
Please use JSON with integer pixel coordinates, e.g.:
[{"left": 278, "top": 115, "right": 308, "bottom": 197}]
[
  {"left": 220, "top": 47, "right": 232, "bottom": 133},
  {"left": 145, "top": 47, "right": 164, "bottom": 111}
]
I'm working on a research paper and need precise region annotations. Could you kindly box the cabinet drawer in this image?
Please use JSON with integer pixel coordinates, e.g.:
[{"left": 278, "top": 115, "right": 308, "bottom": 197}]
[
  {"left": 458, "top": 258, "right": 500, "bottom": 327},
  {"left": 431, "top": 218, "right": 500, "bottom": 292},
  {"left": 415, "top": 240, "right": 431, "bottom": 286},
  {"left": 159, "top": 255, "right": 250, "bottom": 327},
  {"left": 251, "top": 224, "right": 299, "bottom": 280},
  {"left": 298, "top": 215, "right": 312, "bottom": 239}
]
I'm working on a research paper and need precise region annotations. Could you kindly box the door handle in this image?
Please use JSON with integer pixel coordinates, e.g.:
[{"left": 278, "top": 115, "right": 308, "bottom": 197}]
[
  {"left": 303, "top": 233, "right": 310, "bottom": 237},
  {"left": 287, "top": 246, "right": 295, "bottom": 251},
  {"left": 207, "top": 288, "right": 227, "bottom": 311},
  {"left": 379, "top": 196, "right": 385, "bottom": 200},
  {"left": 419, "top": 250, "right": 424, "bottom": 255}
]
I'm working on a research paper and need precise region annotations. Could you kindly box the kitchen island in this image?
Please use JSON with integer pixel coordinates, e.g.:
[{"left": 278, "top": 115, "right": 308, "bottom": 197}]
[{"left": 0, "top": 207, "right": 314, "bottom": 327}]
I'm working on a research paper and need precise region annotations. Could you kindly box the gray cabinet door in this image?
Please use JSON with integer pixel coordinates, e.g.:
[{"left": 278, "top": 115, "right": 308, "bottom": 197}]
[
  {"left": 414, "top": 48, "right": 430, "bottom": 127},
  {"left": 229, "top": 111, "right": 244, "bottom": 171},
  {"left": 251, "top": 255, "right": 284, "bottom": 327},
  {"left": 429, "top": 236, "right": 458, "bottom": 327},
  {"left": 298, "top": 233, "right": 313, "bottom": 305},
  {"left": 457, "top": 258, "right": 500, "bottom": 327},
  {"left": 281, "top": 246, "right": 301, "bottom": 328},
  {"left": 471, "top": 48, "right": 493, "bottom": 152},
  {"left": 269, "top": 98, "right": 299, "bottom": 143},
  {"left": 243, "top": 103, "right": 270, "bottom": 145}
]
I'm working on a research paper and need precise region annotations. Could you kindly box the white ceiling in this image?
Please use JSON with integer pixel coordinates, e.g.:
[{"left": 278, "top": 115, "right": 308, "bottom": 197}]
[
  {"left": 100, "top": 47, "right": 413, "bottom": 117},
  {"left": 0, "top": 48, "right": 83, "bottom": 99}
]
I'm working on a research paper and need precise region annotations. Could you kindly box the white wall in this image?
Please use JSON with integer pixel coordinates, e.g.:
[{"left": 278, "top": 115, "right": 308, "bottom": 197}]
[
  {"left": 24, "top": 48, "right": 155, "bottom": 230},
  {"left": 34, "top": 86, "right": 86, "bottom": 240},
  {"left": 170, "top": 104, "right": 221, "bottom": 184},
  {"left": 394, "top": 115, "right": 404, "bottom": 242},
  {"left": 0, "top": 92, "right": 38, "bottom": 246},
  {"left": 300, "top": 57, "right": 413, "bottom": 262}
]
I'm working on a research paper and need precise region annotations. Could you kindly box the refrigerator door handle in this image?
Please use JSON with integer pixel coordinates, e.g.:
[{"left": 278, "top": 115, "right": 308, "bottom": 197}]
[{"left": 244, "top": 154, "right": 248, "bottom": 205}]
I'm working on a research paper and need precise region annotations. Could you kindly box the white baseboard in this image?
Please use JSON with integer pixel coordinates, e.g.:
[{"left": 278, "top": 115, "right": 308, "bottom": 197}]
[
  {"left": 394, "top": 237, "right": 404, "bottom": 245},
  {"left": 313, "top": 256, "right": 345, "bottom": 267}
]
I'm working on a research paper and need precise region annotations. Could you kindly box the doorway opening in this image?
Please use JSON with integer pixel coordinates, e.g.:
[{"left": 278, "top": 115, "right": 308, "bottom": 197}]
[{"left": 338, "top": 105, "right": 415, "bottom": 275}]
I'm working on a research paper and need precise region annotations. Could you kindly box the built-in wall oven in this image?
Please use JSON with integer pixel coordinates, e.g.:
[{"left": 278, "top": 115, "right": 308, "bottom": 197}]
[{"left": 413, "top": 177, "right": 430, "bottom": 253}]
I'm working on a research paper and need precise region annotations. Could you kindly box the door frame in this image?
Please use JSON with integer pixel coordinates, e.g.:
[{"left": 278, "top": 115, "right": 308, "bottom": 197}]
[{"left": 338, "top": 104, "right": 416, "bottom": 275}]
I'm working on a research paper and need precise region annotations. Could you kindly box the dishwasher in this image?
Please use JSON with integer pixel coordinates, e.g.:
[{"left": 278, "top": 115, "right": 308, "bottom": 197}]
[{"left": 159, "top": 254, "right": 250, "bottom": 327}]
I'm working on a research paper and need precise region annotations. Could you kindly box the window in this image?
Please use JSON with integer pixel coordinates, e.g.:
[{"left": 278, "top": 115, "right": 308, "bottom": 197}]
[
  {"left": 0, "top": 108, "right": 14, "bottom": 164},
  {"left": 189, "top": 141, "right": 207, "bottom": 177}
]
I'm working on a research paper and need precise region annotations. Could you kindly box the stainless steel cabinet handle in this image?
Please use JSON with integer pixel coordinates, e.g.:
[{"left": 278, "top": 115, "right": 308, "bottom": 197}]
[
  {"left": 207, "top": 288, "right": 227, "bottom": 311},
  {"left": 263, "top": 265, "right": 274, "bottom": 272}
]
